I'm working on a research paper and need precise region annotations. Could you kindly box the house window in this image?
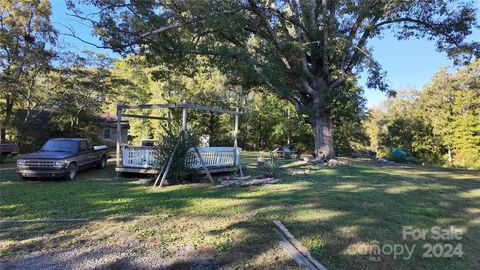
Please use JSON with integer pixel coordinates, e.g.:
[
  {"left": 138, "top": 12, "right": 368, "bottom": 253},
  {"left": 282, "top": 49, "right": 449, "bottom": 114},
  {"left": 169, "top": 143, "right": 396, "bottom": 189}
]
[{"left": 103, "top": 128, "right": 112, "bottom": 140}]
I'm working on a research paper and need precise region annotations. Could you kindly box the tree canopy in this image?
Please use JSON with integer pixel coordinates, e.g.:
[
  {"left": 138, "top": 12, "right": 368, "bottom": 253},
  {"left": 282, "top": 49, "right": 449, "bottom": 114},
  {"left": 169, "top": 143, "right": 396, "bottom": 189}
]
[
  {"left": 0, "top": 0, "right": 57, "bottom": 142},
  {"left": 365, "top": 59, "right": 480, "bottom": 168}
]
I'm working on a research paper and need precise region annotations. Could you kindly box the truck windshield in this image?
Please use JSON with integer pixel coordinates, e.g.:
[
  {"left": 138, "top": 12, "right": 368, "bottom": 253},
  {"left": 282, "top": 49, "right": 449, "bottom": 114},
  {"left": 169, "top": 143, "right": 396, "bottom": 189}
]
[{"left": 41, "top": 140, "right": 79, "bottom": 153}]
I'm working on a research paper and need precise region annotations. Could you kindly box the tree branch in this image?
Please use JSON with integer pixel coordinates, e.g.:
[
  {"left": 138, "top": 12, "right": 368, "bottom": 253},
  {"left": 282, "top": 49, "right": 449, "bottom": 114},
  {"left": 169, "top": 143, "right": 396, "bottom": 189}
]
[
  {"left": 340, "top": 13, "right": 365, "bottom": 69},
  {"left": 141, "top": 8, "right": 245, "bottom": 38},
  {"left": 375, "top": 17, "right": 462, "bottom": 47},
  {"left": 141, "top": 23, "right": 185, "bottom": 38},
  {"left": 248, "top": 0, "right": 293, "bottom": 70},
  {"left": 345, "top": 16, "right": 381, "bottom": 73},
  {"left": 253, "top": 65, "right": 302, "bottom": 111},
  {"left": 321, "top": 0, "right": 329, "bottom": 76}
]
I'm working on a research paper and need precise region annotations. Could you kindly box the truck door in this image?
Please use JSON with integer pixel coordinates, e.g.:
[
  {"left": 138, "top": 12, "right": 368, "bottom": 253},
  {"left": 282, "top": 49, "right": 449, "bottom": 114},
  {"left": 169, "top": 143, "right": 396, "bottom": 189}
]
[
  {"left": 86, "top": 141, "right": 99, "bottom": 164},
  {"left": 78, "top": 141, "right": 92, "bottom": 168}
]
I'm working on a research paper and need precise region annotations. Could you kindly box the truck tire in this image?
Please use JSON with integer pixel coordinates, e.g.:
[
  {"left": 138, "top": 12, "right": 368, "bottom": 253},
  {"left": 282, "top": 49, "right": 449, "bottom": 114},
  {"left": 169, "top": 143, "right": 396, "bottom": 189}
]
[
  {"left": 97, "top": 155, "right": 107, "bottom": 169},
  {"left": 66, "top": 163, "right": 77, "bottom": 181}
]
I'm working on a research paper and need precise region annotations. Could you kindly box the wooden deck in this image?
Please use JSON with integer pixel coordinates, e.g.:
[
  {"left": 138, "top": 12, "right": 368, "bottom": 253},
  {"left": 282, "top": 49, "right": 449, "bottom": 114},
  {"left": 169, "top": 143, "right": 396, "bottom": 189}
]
[
  {"left": 115, "top": 165, "right": 238, "bottom": 175},
  {"left": 115, "top": 166, "right": 159, "bottom": 175},
  {"left": 116, "top": 146, "right": 241, "bottom": 175}
]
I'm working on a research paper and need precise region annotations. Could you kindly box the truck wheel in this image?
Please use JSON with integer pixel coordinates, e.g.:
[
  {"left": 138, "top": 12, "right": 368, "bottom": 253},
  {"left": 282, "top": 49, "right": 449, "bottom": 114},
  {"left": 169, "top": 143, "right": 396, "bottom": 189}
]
[
  {"left": 97, "top": 155, "right": 107, "bottom": 169},
  {"left": 66, "top": 163, "right": 77, "bottom": 181}
]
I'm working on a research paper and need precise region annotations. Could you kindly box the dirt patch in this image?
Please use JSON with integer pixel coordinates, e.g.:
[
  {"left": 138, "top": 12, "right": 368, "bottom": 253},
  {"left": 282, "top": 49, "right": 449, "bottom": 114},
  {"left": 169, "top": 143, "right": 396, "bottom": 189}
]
[{"left": 0, "top": 242, "right": 220, "bottom": 270}]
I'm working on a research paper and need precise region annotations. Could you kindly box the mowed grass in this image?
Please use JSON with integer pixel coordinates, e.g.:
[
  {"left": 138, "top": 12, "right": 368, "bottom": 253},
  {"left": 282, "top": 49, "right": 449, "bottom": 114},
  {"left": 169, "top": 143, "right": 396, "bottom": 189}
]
[{"left": 1, "top": 153, "right": 480, "bottom": 269}]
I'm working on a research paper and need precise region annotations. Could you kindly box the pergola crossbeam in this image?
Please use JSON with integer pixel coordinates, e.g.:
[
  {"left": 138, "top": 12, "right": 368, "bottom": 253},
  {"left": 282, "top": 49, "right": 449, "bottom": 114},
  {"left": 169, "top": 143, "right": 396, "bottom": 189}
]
[
  {"left": 119, "top": 104, "right": 180, "bottom": 110},
  {"left": 121, "top": 114, "right": 169, "bottom": 121},
  {"left": 118, "top": 103, "right": 239, "bottom": 115},
  {"left": 183, "top": 104, "right": 239, "bottom": 115}
]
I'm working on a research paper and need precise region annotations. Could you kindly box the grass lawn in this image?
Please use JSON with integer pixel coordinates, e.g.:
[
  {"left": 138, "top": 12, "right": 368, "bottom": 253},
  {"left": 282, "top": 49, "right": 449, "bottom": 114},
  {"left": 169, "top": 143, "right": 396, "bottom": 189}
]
[{"left": 1, "top": 153, "right": 479, "bottom": 269}]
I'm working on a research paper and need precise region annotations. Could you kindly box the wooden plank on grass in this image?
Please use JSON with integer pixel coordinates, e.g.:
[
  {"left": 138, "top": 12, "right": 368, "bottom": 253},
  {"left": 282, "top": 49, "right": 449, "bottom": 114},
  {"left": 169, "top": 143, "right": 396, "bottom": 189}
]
[
  {"left": 273, "top": 228, "right": 318, "bottom": 270},
  {"left": 274, "top": 220, "right": 328, "bottom": 270},
  {"left": 219, "top": 177, "right": 279, "bottom": 187}
]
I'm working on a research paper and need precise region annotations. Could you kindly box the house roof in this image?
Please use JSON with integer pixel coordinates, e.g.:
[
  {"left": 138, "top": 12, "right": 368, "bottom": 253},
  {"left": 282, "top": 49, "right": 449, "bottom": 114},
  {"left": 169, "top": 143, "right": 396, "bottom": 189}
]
[
  {"left": 16, "top": 109, "right": 129, "bottom": 126},
  {"left": 99, "top": 112, "right": 129, "bottom": 125}
]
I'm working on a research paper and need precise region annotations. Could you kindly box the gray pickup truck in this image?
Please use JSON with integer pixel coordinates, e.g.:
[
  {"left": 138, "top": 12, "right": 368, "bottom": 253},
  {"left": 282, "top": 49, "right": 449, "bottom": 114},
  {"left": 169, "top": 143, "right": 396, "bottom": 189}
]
[{"left": 16, "top": 138, "right": 110, "bottom": 180}]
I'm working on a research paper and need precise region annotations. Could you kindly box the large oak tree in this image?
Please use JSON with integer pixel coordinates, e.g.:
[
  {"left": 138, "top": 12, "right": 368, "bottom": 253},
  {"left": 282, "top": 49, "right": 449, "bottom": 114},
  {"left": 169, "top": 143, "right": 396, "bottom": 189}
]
[{"left": 74, "top": 0, "right": 479, "bottom": 158}]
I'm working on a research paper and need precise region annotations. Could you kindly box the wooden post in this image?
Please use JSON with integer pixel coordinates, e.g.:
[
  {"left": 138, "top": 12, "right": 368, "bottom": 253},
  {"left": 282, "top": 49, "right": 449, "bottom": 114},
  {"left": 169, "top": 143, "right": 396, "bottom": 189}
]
[
  {"left": 182, "top": 100, "right": 188, "bottom": 132},
  {"left": 233, "top": 108, "right": 239, "bottom": 165},
  {"left": 116, "top": 104, "right": 122, "bottom": 168},
  {"left": 193, "top": 146, "right": 216, "bottom": 184},
  {"left": 167, "top": 109, "right": 172, "bottom": 133},
  {"left": 233, "top": 107, "right": 243, "bottom": 177}
]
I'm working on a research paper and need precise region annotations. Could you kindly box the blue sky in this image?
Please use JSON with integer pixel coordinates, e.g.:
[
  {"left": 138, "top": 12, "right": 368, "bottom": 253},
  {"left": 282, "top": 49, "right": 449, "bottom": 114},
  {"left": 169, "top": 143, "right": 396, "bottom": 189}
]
[{"left": 50, "top": 0, "right": 480, "bottom": 108}]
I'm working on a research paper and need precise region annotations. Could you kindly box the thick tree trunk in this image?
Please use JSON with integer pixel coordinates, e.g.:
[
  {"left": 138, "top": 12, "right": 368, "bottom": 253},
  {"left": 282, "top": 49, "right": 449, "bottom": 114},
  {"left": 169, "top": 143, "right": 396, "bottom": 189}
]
[{"left": 312, "top": 114, "right": 335, "bottom": 159}]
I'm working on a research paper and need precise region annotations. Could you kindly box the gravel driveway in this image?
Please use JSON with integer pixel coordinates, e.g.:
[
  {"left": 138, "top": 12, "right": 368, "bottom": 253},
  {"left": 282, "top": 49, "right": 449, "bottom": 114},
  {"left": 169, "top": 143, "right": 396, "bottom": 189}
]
[{"left": 0, "top": 243, "right": 220, "bottom": 270}]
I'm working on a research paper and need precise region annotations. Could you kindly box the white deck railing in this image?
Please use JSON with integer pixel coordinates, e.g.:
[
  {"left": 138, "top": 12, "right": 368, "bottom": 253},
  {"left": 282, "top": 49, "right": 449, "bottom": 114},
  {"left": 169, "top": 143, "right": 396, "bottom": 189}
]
[
  {"left": 121, "top": 145, "right": 159, "bottom": 168},
  {"left": 121, "top": 145, "right": 240, "bottom": 169}
]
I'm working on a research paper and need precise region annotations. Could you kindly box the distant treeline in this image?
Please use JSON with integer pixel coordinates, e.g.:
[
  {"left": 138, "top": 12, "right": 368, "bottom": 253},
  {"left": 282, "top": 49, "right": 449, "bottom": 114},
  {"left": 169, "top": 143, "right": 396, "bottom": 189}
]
[{"left": 364, "top": 60, "right": 480, "bottom": 169}]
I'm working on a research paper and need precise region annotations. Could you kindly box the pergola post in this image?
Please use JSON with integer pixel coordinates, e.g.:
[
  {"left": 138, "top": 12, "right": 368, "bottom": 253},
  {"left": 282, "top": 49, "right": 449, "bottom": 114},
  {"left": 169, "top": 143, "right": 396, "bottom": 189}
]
[
  {"left": 234, "top": 108, "right": 239, "bottom": 161},
  {"left": 234, "top": 107, "right": 242, "bottom": 176},
  {"left": 182, "top": 100, "right": 188, "bottom": 132},
  {"left": 167, "top": 109, "right": 172, "bottom": 132},
  {"left": 116, "top": 104, "right": 123, "bottom": 168}
]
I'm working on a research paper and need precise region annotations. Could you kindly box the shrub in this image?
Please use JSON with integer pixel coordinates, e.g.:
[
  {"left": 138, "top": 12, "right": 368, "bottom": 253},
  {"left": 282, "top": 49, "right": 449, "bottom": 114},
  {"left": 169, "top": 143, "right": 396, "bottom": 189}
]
[
  {"left": 453, "top": 148, "right": 480, "bottom": 169},
  {"left": 260, "top": 155, "right": 278, "bottom": 178},
  {"left": 154, "top": 129, "right": 199, "bottom": 182}
]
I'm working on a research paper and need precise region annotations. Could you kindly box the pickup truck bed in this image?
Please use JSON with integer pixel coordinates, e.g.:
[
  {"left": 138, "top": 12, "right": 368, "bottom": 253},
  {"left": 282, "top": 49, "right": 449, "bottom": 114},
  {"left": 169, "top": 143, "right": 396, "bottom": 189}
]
[{"left": 0, "top": 143, "right": 19, "bottom": 160}]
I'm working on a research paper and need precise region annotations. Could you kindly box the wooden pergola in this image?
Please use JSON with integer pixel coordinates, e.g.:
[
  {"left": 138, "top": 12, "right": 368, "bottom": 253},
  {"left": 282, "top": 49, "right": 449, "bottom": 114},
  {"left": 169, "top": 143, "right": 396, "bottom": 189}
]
[{"left": 115, "top": 102, "right": 242, "bottom": 184}]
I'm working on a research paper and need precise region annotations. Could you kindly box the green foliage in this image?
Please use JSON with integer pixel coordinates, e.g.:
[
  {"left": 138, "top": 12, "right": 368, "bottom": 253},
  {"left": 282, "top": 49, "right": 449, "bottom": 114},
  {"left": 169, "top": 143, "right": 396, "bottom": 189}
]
[
  {"left": 241, "top": 91, "right": 312, "bottom": 151},
  {"left": 330, "top": 80, "right": 370, "bottom": 155},
  {"left": 261, "top": 158, "right": 279, "bottom": 177},
  {"left": 48, "top": 52, "right": 120, "bottom": 135},
  {"left": 0, "top": 2, "right": 130, "bottom": 149},
  {"left": 0, "top": 0, "right": 57, "bottom": 142},
  {"left": 365, "top": 60, "right": 480, "bottom": 168},
  {"left": 154, "top": 128, "right": 200, "bottom": 182}
]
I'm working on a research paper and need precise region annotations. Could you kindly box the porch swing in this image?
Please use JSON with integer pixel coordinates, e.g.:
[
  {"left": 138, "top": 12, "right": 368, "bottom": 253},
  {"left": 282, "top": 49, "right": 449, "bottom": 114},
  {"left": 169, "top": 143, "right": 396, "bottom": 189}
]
[{"left": 114, "top": 102, "right": 243, "bottom": 179}]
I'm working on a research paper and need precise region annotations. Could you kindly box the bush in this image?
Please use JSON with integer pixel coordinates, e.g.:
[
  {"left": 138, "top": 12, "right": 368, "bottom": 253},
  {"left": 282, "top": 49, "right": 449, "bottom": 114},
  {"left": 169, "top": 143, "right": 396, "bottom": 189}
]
[
  {"left": 452, "top": 148, "right": 480, "bottom": 169},
  {"left": 261, "top": 162, "right": 278, "bottom": 178},
  {"left": 154, "top": 129, "right": 199, "bottom": 182}
]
